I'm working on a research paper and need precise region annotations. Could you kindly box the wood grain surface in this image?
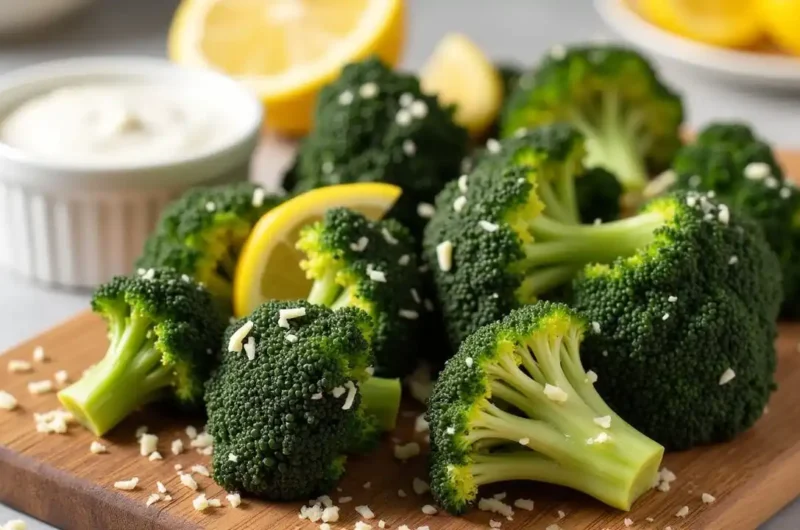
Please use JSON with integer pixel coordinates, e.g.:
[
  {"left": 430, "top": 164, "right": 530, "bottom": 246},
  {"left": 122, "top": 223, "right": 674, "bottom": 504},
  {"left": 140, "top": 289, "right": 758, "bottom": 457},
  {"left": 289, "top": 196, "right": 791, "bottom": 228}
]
[{"left": 1, "top": 152, "right": 799, "bottom": 530}]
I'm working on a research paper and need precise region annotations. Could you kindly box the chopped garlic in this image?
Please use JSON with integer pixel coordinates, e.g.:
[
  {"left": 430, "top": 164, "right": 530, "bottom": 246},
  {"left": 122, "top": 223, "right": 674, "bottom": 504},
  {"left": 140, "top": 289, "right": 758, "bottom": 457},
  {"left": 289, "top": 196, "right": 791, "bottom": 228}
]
[
  {"left": 54, "top": 370, "right": 69, "bottom": 385},
  {"left": 243, "top": 336, "right": 256, "bottom": 360},
  {"left": 32, "top": 346, "right": 46, "bottom": 362},
  {"left": 479, "top": 220, "right": 499, "bottom": 232},
  {"left": 585, "top": 370, "right": 598, "bottom": 383},
  {"left": 180, "top": 473, "right": 198, "bottom": 490},
  {"left": 7, "top": 359, "right": 32, "bottom": 373},
  {"left": 157, "top": 481, "right": 167, "bottom": 494},
  {"left": 139, "top": 433, "right": 158, "bottom": 456},
  {"left": 412, "top": 477, "right": 430, "bottom": 495},
  {"left": 171, "top": 439, "right": 183, "bottom": 455},
  {"left": 398, "top": 309, "right": 419, "bottom": 320},
  {"left": 543, "top": 383, "right": 568, "bottom": 402},
  {"left": 186, "top": 425, "right": 198, "bottom": 439},
  {"left": 191, "top": 464, "right": 210, "bottom": 477},
  {"left": 89, "top": 441, "right": 107, "bottom": 454},
  {"left": 453, "top": 195, "right": 467, "bottom": 212},
  {"left": 436, "top": 241, "right": 453, "bottom": 272},
  {"left": 148, "top": 451, "right": 162, "bottom": 461},
  {"left": 414, "top": 414, "right": 429, "bottom": 433},
  {"left": 113, "top": 477, "right": 139, "bottom": 491},
  {"left": 368, "top": 269, "right": 387, "bottom": 282},
  {"left": 27, "top": 380, "right": 53, "bottom": 395},
  {"left": 342, "top": 380, "right": 358, "bottom": 410},
  {"left": 719, "top": 368, "right": 736, "bottom": 385},
  {"left": 356, "top": 505, "right": 375, "bottom": 519},
  {"left": 0, "top": 390, "right": 17, "bottom": 410},
  {"left": 417, "top": 202, "right": 436, "bottom": 219},
  {"left": 192, "top": 494, "right": 209, "bottom": 511},
  {"left": 593, "top": 415, "right": 611, "bottom": 429},
  {"left": 321, "top": 506, "right": 340, "bottom": 523},
  {"left": 190, "top": 432, "right": 213, "bottom": 448},
  {"left": 624, "top": 518, "right": 633, "bottom": 527},
  {"left": 702, "top": 492, "right": 716, "bottom": 504},
  {"left": 421, "top": 505, "right": 438, "bottom": 515},
  {"left": 393, "top": 442, "right": 421, "bottom": 460},
  {"left": 676, "top": 505, "right": 689, "bottom": 517},
  {"left": 228, "top": 453, "right": 238, "bottom": 462},
  {"left": 519, "top": 437, "right": 530, "bottom": 446},
  {"left": 514, "top": 498, "right": 534, "bottom": 511},
  {"left": 226, "top": 493, "right": 242, "bottom": 508},
  {"left": 146, "top": 493, "right": 160, "bottom": 507},
  {"left": 228, "top": 321, "right": 253, "bottom": 352}
]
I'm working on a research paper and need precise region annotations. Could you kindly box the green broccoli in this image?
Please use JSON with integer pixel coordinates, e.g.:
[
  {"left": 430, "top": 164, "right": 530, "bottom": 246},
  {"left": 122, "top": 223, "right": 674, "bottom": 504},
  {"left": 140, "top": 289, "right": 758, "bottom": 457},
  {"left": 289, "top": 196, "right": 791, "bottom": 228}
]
[
  {"left": 285, "top": 57, "right": 469, "bottom": 238},
  {"left": 428, "top": 302, "right": 664, "bottom": 514},
  {"left": 58, "top": 268, "right": 223, "bottom": 436},
  {"left": 501, "top": 44, "right": 684, "bottom": 192},
  {"left": 574, "top": 190, "right": 782, "bottom": 450},
  {"left": 671, "top": 122, "right": 800, "bottom": 316},
  {"left": 423, "top": 128, "right": 671, "bottom": 348},
  {"left": 137, "top": 182, "right": 282, "bottom": 313},
  {"left": 296, "top": 208, "right": 423, "bottom": 377},
  {"left": 205, "top": 301, "right": 402, "bottom": 500}
]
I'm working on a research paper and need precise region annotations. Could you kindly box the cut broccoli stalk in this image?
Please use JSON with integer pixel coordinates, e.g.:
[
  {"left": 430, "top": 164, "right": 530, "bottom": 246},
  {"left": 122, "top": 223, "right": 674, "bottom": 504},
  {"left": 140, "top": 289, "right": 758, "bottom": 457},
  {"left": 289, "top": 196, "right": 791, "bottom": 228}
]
[
  {"left": 520, "top": 210, "right": 667, "bottom": 270},
  {"left": 359, "top": 376, "right": 402, "bottom": 431},
  {"left": 58, "top": 311, "right": 171, "bottom": 436},
  {"left": 571, "top": 91, "right": 651, "bottom": 192},
  {"left": 462, "top": 324, "right": 663, "bottom": 510},
  {"left": 539, "top": 160, "right": 583, "bottom": 225}
]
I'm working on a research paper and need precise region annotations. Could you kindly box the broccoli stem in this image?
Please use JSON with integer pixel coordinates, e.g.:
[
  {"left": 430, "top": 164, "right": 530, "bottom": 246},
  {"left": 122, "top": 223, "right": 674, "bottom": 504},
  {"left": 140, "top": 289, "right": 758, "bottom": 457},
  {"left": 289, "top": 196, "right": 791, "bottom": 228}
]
[
  {"left": 360, "top": 376, "right": 402, "bottom": 431},
  {"left": 543, "top": 161, "right": 581, "bottom": 224},
  {"left": 515, "top": 266, "right": 582, "bottom": 302},
  {"left": 308, "top": 269, "right": 342, "bottom": 306},
  {"left": 572, "top": 91, "right": 650, "bottom": 192},
  {"left": 537, "top": 178, "right": 574, "bottom": 224},
  {"left": 521, "top": 211, "right": 665, "bottom": 268},
  {"left": 464, "top": 326, "right": 663, "bottom": 510},
  {"left": 58, "top": 311, "right": 172, "bottom": 436}
]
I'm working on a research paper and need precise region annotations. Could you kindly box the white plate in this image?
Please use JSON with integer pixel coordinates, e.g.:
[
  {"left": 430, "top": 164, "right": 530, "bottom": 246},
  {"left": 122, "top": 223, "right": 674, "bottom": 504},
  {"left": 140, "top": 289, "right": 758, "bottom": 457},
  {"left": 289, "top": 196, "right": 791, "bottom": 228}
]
[{"left": 595, "top": 0, "right": 800, "bottom": 91}]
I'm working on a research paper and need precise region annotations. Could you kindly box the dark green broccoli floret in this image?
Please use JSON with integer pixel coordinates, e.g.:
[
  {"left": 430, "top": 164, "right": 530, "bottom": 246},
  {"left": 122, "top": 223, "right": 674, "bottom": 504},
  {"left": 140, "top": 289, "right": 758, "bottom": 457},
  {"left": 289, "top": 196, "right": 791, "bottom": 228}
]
[
  {"left": 58, "top": 268, "right": 223, "bottom": 436},
  {"left": 296, "top": 208, "right": 423, "bottom": 377},
  {"left": 502, "top": 44, "right": 684, "bottom": 192},
  {"left": 671, "top": 122, "right": 800, "bottom": 316},
  {"left": 575, "top": 167, "right": 623, "bottom": 224},
  {"left": 137, "top": 182, "right": 282, "bottom": 313},
  {"left": 285, "top": 57, "right": 469, "bottom": 238},
  {"left": 428, "top": 302, "right": 663, "bottom": 514},
  {"left": 574, "top": 190, "right": 781, "bottom": 450},
  {"left": 205, "top": 301, "right": 401, "bottom": 500},
  {"left": 424, "top": 127, "right": 671, "bottom": 348}
]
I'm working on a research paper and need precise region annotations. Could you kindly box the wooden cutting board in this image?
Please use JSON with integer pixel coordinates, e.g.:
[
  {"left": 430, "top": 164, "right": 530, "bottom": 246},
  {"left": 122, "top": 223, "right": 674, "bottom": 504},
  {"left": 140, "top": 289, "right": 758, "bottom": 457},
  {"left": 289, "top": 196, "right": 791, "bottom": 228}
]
[{"left": 1, "top": 152, "right": 799, "bottom": 530}]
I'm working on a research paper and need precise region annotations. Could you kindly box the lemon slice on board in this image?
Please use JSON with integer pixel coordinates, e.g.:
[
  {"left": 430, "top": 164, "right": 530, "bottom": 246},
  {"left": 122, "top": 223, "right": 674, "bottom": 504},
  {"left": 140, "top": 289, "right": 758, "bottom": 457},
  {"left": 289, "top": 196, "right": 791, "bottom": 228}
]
[
  {"left": 761, "top": 0, "right": 800, "bottom": 56},
  {"left": 168, "top": 0, "right": 405, "bottom": 135},
  {"left": 637, "top": 0, "right": 762, "bottom": 48},
  {"left": 233, "top": 183, "right": 402, "bottom": 317},
  {"left": 420, "top": 33, "right": 503, "bottom": 137}
]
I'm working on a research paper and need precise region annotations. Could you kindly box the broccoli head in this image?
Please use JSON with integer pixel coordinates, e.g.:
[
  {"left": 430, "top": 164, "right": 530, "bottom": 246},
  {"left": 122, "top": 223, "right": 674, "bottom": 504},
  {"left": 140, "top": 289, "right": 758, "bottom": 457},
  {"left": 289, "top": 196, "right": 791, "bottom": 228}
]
[
  {"left": 137, "top": 182, "right": 282, "bottom": 313},
  {"left": 286, "top": 57, "right": 469, "bottom": 238},
  {"left": 428, "top": 302, "right": 664, "bottom": 514},
  {"left": 502, "top": 44, "right": 684, "bottom": 192},
  {"left": 424, "top": 128, "right": 672, "bottom": 348},
  {"left": 58, "top": 268, "right": 223, "bottom": 436},
  {"left": 296, "top": 208, "right": 423, "bottom": 377},
  {"left": 671, "top": 122, "right": 800, "bottom": 316},
  {"left": 205, "top": 301, "right": 401, "bottom": 500},
  {"left": 574, "top": 190, "right": 782, "bottom": 450}
]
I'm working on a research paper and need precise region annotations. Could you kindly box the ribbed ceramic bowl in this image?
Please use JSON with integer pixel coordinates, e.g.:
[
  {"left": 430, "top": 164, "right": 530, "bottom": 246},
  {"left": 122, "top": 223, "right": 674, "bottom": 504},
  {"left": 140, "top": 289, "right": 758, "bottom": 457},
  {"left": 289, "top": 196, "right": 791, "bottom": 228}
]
[{"left": 0, "top": 57, "right": 263, "bottom": 288}]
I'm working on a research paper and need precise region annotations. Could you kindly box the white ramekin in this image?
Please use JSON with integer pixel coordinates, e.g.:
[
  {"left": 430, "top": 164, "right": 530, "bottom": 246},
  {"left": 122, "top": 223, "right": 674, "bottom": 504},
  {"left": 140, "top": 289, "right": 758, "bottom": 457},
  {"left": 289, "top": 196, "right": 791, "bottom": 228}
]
[{"left": 0, "top": 57, "right": 263, "bottom": 288}]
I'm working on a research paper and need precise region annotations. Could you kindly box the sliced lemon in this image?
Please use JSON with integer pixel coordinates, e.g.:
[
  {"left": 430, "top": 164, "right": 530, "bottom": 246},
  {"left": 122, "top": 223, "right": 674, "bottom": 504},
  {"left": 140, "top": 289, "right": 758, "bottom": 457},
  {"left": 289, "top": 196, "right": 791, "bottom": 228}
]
[
  {"left": 638, "top": 0, "right": 762, "bottom": 48},
  {"left": 233, "top": 183, "right": 402, "bottom": 317},
  {"left": 420, "top": 33, "right": 503, "bottom": 138},
  {"left": 761, "top": 0, "right": 800, "bottom": 56},
  {"left": 168, "top": 0, "right": 405, "bottom": 135}
]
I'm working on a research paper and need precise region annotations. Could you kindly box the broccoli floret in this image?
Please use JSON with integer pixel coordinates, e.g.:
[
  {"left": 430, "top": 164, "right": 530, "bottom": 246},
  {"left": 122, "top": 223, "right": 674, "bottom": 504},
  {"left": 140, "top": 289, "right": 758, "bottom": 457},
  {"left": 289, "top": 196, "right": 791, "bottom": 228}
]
[
  {"left": 672, "top": 122, "right": 800, "bottom": 316},
  {"left": 285, "top": 57, "right": 469, "bottom": 238},
  {"left": 423, "top": 128, "right": 672, "bottom": 348},
  {"left": 296, "top": 208, "right": 423, "bottom": 377},
  {"left": 137, "top": 182, "right": 282, "bottom": 313},
  {"left": 575, "top": 167, "right": 623, "bottom": 224},
  {"left": 205, "top": 301, "right": 401, "bottom": 500},
  {"left": 58, "top": 268, "right": 223, "bottom": 436},
  {"left": 428, "top": 302, "right": 664, "bottom": 514},
  {"left": 502, "top": 44, "right": 684, "bottom": 192},
  {"left": 574, "top": 190, "right": 782, "bottom": 450}
]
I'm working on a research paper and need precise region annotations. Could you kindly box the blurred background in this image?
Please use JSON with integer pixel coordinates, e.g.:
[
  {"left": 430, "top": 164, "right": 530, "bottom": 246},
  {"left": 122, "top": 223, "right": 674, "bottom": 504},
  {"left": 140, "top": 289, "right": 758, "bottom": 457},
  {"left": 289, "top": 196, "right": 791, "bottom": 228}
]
[{"left": 0, "top": 1, "right": 797, "bottom": 527}]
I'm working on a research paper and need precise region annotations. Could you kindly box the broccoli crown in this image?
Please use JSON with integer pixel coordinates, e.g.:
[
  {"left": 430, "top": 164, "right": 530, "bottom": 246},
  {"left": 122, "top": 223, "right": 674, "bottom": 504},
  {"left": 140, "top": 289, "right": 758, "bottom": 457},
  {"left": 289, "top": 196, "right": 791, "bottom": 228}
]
[
  {"left": 58, "top": 268, "right": 222, "bottom": 436},
  {"left": 501, "top": 44, "right": 684, "bottom": 191},
  {"left": 428, "top": 301, "right": 663, "bottom": 514},
  {"left": 297, "top": 208, "right": 423, "bottom": 377},
  {"left": 575, "top": 167, "right": 623, "bottom": 224},
  {"left": 206, "top": 300, "right": 379, "bottom": 500},
  {"left": 288, "top": 57, "right": 469, "bottom": 237},
  {"left": 574, "top": 190, "right": 782, "bottom": 450},
  {"left": 672, "top": 122, "right": 800, "bottom": 316},
  {"left": 137, "top": 182, "right": 282, "bottom": 312},
  {"left": 424, "top": 132, "right": 670, "bottom": 349}
]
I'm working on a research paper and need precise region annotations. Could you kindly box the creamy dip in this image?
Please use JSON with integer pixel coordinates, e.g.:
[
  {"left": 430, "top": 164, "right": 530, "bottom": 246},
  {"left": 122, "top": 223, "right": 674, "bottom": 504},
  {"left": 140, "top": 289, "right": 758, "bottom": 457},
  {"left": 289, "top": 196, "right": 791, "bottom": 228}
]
[{"left": 0, "top": 83, "right": 239, "bottom": 166}]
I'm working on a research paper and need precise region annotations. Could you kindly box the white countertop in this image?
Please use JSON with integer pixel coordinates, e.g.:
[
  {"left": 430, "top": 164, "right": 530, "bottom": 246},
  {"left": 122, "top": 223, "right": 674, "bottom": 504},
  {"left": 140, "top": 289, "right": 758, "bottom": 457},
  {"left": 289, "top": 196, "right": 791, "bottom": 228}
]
[{"left": 0, "top": 0, "right": 797, "bottom": 528}]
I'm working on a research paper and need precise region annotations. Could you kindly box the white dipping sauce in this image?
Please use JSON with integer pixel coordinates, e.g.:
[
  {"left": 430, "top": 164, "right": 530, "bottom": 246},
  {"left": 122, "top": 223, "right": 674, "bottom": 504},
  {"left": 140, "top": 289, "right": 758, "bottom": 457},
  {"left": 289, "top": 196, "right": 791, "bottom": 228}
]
[{"left": 0, "top": 84, "right": 238, "bottom": 165}]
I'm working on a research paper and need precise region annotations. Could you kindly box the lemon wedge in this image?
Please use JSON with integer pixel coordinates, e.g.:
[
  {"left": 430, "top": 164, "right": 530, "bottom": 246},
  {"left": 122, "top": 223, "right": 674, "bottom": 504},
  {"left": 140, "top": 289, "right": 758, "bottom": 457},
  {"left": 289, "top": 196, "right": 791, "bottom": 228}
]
[
  {"left": 420, "top": 33, "right": 503, "bottom": 137},
  {"left": 638, "top": 0, "right": 762, "bottom": 48},
  {"left": 761, "top": 0, "right": 800, "bottom": 56},
  {"left": 233, "top": 183, "right": 402, "bottom": 317},
  {"left": 169, "top": 0, "right": 405, "bottom": 135}
]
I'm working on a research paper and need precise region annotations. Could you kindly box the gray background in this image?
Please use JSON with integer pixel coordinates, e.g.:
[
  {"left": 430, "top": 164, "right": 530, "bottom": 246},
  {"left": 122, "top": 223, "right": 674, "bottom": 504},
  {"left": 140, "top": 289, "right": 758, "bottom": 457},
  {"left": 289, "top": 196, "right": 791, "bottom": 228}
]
[{"left": 0, "top": 0, "right": 797, "bottom": 528}]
